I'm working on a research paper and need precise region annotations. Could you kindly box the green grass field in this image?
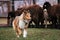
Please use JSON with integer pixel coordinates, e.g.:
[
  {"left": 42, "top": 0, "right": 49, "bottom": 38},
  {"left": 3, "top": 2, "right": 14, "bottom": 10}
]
[{"left": 0, "top": 27, "right": 60, "bottom": 40}]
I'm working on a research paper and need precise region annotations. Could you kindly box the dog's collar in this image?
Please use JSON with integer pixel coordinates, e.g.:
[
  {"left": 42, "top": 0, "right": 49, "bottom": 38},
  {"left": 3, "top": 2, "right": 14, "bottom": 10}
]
[{"left": 23, "top": 19, "right": 29, "bottom": 24}]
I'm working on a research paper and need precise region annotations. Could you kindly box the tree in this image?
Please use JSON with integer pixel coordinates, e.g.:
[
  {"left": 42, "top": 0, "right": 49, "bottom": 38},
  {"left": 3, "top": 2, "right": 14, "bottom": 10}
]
[
  {"left": 12, "top": 0, "right": 15, "bottom": 11},
  {"left": 58, "top": 0, "right": 60, "bottom": 3},
  {"left": 33, "top": 0, "right": 36, "bottom": 4}
]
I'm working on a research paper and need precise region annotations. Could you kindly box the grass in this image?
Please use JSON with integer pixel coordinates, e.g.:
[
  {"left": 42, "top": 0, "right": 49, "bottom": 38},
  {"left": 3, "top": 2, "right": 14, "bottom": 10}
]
[{"left": 0, "top": 27, "right": 60, "bottom": 40}]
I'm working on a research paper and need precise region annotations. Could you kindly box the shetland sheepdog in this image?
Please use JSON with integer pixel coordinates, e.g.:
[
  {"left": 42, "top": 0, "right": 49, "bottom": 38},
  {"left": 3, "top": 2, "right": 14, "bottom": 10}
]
[{"left": 12, "top": 10, "right": 31, "bottom": 38}]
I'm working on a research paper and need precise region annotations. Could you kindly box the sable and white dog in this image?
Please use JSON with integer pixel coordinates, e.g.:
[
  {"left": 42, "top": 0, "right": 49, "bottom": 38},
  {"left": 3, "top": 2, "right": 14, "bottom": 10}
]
[{"left": 12, "top": 10, "right": 31, "bottom": 38}]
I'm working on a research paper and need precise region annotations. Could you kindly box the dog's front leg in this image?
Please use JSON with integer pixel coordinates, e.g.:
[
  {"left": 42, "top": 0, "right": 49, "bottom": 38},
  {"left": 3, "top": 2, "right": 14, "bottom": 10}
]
[{"left": 23, "top": 29, "right": 27, "bottom": 38}]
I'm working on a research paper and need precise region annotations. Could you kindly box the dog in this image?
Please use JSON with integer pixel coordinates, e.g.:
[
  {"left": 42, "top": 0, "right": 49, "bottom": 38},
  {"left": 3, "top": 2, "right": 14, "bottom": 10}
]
[{"left": 12, "top": 10, "right": 31, "bottom": 38}]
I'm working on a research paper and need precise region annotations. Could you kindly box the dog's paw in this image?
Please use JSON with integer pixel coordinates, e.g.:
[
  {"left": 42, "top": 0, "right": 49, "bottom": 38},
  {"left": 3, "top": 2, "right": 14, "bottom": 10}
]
[
  {"left": 23, "top": 35, "right": 27, "bottom": 38},
  {"left": 17, "top": 35, "right": 19, "bottom": 38}
]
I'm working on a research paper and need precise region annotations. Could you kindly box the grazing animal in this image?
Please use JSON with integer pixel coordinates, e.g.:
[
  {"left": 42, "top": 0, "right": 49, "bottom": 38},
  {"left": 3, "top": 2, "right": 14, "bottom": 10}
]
[
  {"left": 12, "top": 10, "right": 31, "bottom": 38},
  {"left": 26, "top": 5, "right": 44, "bottom": 28},
  {"left": 43, "top": 9, "right": 48, "bottom": 28},
  {"left": 43, "top": 2, "right": 60, "bottom": 28},
  {"left": 8, "top": 11, "right": 15, "bottom": 26}
]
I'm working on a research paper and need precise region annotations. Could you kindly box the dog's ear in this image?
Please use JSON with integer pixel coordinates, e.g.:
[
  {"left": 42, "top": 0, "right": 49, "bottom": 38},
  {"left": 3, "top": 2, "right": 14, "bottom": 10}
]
[{"left": 23, "top": 10, "right": 27, "bottom": 14}]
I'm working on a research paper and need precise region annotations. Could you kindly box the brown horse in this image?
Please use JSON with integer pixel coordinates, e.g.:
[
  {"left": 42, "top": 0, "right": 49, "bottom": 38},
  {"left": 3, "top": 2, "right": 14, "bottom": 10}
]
[
  {"left": 26, "top": 5, "right": 44, "bottom": 28},
  {"left": 43, "top": 2, "right": 60, "bottom": 28}
]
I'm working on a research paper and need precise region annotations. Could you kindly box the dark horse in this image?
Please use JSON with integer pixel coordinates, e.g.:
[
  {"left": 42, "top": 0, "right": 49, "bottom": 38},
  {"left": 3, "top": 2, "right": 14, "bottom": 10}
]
[
  {"left": 43, "top": 2, "right": 60, "bottom": 28},
  {"left": 26, "top": 5, "right": 44, "bottom": 28},
  {"left": 8, "top": 11, "right": 15, "bottom": 26}
]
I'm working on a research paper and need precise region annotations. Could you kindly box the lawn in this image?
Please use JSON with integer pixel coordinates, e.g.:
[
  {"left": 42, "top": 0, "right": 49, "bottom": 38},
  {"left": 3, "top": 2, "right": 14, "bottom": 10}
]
[{"left": 0, "top": 27, "right": 60, "bottom": 40}]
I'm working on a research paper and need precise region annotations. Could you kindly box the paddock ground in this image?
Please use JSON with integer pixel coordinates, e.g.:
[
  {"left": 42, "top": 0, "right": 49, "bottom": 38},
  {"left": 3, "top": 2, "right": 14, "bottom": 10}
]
[
  {"left": 0, "top": 27, "right": 60, "bottom": 40},
  {"left": 0, "top": 18, "right": 60, "bottom": 28}
]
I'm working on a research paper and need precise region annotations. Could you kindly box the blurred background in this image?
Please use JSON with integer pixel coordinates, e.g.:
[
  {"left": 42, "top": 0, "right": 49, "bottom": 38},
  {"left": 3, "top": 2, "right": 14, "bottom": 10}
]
[{"left": 0, "top": 0, "right": 60, "bottom": 27}]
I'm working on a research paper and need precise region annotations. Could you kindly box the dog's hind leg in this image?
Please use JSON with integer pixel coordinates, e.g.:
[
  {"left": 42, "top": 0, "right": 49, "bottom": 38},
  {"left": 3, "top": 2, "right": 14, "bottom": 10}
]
[
  {"left": 16, "top": 27, "right": 22, "bottom": 38},
  {"left": 16, "top": 27, "right": 20, "bottom": 38},
  {"left": 16, "top": 30, "right": 20, "bottom": 38},
  {"left": 18, "top": 28, "right": 22, "bottom": 36},
  {"left": 16, "top": 31, "right": 19, "bottom": 38}
]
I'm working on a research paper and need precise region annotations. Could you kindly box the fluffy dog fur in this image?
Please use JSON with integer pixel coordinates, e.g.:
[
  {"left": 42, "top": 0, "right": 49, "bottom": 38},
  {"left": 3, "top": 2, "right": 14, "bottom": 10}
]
[{"left": 12, "top": 10, "right": 31, "bottom": 38}]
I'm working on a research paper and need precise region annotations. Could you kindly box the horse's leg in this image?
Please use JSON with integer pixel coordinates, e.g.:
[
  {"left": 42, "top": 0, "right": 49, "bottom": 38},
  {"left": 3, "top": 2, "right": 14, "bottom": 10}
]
[
  {"left": 52, "top": 16, "right": 57, "bottom": 28},
  {"left": 45, "top": 18, "right": 48, "bottom": 28},
  {"left": 28, "top": 20, "right": 32, "bottom": 28},
  {"left": 59, "top": 17, "right": 60, "bottom": 24},
  {"left": 36, "top": 21, "right": 39, "bottom": 28},
  {"left": 33, "top": 21, "right": 38, "bottom": 28},
  {"left": 7, "top": 17, "right": 10, "bottom": 26},
  {"left": 40, "top": 19, "right": 44, "bottom": 28},
  {"left": 57, "top": 16, "right": 60, "bottom": 24},
  {"left": 58, "top": 16, "right": 60, "bottom": 28},
  {"left": 32, "top": 19, "right": 39, "bottom": 28},
  {"left": 54, "top": 17, "right": 57, "bottom": 28}
]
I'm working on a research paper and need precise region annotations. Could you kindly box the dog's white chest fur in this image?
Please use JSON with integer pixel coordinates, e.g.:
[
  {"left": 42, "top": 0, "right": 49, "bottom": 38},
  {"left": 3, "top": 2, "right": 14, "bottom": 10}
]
[{"left": 18, "top": 20, "right": 25, "bottom": 29}]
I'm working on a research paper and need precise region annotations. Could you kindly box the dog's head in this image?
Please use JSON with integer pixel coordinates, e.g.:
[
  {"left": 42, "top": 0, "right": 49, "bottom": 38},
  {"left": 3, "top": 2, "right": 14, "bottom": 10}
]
[{"left": 23, "top": 10, "right": 31, "bottom": 22}]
